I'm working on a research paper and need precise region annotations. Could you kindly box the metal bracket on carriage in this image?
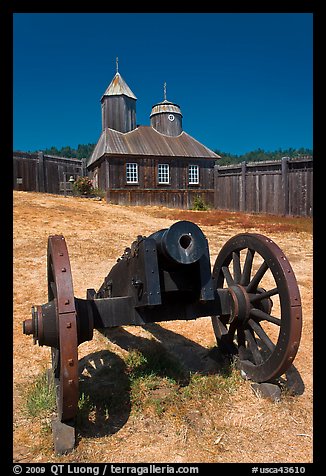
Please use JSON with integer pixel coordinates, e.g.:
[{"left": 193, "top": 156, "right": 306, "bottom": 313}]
[{"left": 22, "top": 220, "right": 302, "bottom": 453}]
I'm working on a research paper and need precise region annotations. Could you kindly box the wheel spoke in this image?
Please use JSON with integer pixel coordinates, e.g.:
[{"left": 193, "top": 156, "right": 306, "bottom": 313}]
[
  {"left": 48, "top": 261, "right": 55, "bottom": 300},
  {"left": 250, "top": 308, "right": 281, "bottom": 326},
  {"left": 244, "top": 328, "right": 264, "bottom": 365},
  {"left": 232, "top": 251, "right": 241, "bottom": 284},
  {"left": 222, "top": 266, "right": 234, "bottom": 286},
  {"left": 213, "top": 318, "right": 238, "bottom": 354},
  {"left": 250, "top": 287, "right": 279, "bottom": 303},
  {"left": 246, "top": 261, "right": 269, "bottom": 293},
  {"left": 248, "top": 318, "right": 275, "bottom": 352},
  {"left": 240, "top": 248, "right": 255, "bottom": 285},
  {"left": 228, "top": 320, "right": 237, "bottom": 342},
  {"left": 211, "top": 316, "right": 228, "bottom": 339},
  {"left": 50, "top": 281, "right": 56, "bottom": 299},
  {"left": 236, "top": 327, "right": 247, "bottom": 360},
  {"left": 52, "top": 348, "right": 60, "bottom": 378}
]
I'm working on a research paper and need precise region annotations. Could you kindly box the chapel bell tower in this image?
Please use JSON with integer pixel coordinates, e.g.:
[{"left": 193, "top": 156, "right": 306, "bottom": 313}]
[{"left": 101, "top": 58, "right": 137, "bottom": 133}]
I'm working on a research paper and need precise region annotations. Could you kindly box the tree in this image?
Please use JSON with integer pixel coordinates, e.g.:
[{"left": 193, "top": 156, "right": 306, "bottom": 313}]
[
  {"left": 214, "top": 147, "right": 312, "bottom": 165},
  {"left": 59, "top": 146, "right": 75, "bottom": 158},
  {"left": 34, "top": 144, "right": 312, "bottom": 164},
  {"left": 76, "top": 143, "right": 95, "bottom": 159}
]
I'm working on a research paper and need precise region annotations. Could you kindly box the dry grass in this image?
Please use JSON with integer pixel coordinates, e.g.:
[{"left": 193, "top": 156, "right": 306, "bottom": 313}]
[{"left": 13, "top": 191, "right": 313, "bottom": 463}]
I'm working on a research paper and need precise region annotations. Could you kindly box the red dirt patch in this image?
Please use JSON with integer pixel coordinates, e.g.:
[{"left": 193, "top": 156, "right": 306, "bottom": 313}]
[{"left": 132, "top": 207, "right": 312, "bottom": 235}]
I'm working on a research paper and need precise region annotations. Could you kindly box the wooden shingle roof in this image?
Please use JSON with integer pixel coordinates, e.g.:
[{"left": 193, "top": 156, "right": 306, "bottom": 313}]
[
  {"left": 101, "top": 72, "right": 137, "bottom": 100},
  {"left": 87, "top": 126, "right": 220, "bottom": 168}
]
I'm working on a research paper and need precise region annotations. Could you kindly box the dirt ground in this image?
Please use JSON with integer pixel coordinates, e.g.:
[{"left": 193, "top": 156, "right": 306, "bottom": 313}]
[{"left": 13, "top": 191, "right": 313, "bottom": 463}]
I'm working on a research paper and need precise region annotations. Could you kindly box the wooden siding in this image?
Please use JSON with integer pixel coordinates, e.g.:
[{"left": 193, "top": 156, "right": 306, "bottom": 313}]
[
  {"left": 214, "top": 158, "right": 313, "bottom": 217},
  {"left": 13, "top": 152, "right": 86, "bottom": 194},
  {"left": 100, "top": 156, "right": 215, "bottom": 191},
  {"left": 150, "top": 112, "right": 182, "bottom": 136},
  {"left": 101, "top": 95, "right": 136, "bottom": 133},
  {"left": 107, "top": 189, "right": 214, "bottom": 209},
  {"left": 101, "top": 155, "right": 216, "bottom": 209}
]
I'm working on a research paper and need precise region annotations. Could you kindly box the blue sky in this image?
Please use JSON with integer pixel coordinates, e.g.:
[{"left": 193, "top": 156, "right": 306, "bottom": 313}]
[{"left": 13, "top": 13, "right": 313, "bottom": 155}]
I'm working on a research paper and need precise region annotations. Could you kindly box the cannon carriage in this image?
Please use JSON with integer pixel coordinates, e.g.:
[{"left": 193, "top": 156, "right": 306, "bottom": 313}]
[{"left": 23, "top": 220, "right": 302, "bottom": 453}]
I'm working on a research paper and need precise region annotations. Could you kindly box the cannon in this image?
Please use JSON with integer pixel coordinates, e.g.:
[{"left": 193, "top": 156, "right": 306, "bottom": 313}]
[{"left": 22, "top": 220, "right": 302, "bottom": 453}]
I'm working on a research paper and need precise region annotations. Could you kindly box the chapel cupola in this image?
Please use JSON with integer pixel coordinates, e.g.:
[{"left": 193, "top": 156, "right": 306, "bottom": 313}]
[
  {"left": 150, "top": 82, "right": 183, "bottom": 136},
  {"left": 101, "top": 58, "right": 137, "bottom": 133}
]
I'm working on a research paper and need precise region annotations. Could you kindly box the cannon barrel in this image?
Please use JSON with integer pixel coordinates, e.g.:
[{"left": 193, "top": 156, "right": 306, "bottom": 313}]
[{"left": 148, "top": 220, "right": 208, "bottom": 267}]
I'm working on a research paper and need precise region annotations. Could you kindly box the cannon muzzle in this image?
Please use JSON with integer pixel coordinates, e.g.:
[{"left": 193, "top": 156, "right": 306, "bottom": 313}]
[{"left": 148, "top": 220, "right": 208, "bottom": 266}]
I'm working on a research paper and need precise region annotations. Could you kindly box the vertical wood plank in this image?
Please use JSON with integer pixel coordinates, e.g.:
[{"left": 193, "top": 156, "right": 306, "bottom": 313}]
[
  {"left": 281, "top": 157, "right": 289, "bottom": 215},
  {"left": 240, "top": 161, "right": 246, "bottom": 212},
  {"left": 214, "top": 165, "right": 219, "bottom": 209},
  {"left": 37, "top": 151, "right": 45, "bottom": 192}
]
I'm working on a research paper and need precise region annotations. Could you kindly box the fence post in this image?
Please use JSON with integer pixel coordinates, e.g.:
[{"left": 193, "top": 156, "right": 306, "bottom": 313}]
[
  {"left": 82, "top": 157, "right": 87, "bottom": 177},
  {"left": 214, "top": 165, "right": 219, "bottom": 209},
  {"left": 281, "top": 157, "right": 289, "bottom": 215},
  {"left": 37, "top": 151, "right": 45, "bottom": 192},
  {"left": 240, "top": 161, "right": 247, "bottom": 212}
]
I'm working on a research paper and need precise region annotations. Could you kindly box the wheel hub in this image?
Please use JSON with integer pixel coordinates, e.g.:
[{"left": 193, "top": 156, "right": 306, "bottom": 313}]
[
  {"left": 23, "top": 302, "right": 58, "bottom": 347},
  {"left": 228, "top": 284, "right": 251, "bottom": 324}
]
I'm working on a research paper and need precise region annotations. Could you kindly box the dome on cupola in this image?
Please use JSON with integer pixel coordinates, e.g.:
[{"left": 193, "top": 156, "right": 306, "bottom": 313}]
[{"left": 150, "top": 83, "right": 183, "bottom": 136}]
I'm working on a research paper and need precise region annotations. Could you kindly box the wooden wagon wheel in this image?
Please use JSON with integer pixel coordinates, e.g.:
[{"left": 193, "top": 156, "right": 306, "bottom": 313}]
[
  {"left": 211, "top": 233, "right": 302, "bottom": 383},
  {"left": 47, "top": 235, "right": 79, "bottom": 422}
]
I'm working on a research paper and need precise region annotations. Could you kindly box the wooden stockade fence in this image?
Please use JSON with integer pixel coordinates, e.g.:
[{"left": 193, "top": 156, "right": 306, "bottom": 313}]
[
  {"left": 13, "top": 152, "right": 312, "bottom": 217},
  {"left": 13, "top": 151, "right": 86, "bottom": 195},
  {"left": 214, "top": 157, "right": 313, "bottom": 217}
]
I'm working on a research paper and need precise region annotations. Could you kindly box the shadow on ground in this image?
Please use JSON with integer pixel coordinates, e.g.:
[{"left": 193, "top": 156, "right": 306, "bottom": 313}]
[
  {"left": 77, "top": 349, "right": 130, "bottom": 439},
  {"left": 77, "top": 322, "right": 231, "bottom": 439},
  {"left": 77, "top": 322, "right": 304, "bottom": 439}
]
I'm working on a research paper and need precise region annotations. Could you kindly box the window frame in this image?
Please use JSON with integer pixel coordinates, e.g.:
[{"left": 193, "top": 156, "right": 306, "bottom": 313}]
[
  {"left": 158, "top": 163, "right": 170, "bottom": 185},
  {"left": 188, "top": 164, "right": 199, "bottom": 185},
  {"left": 126, "top": 162, "right": 139, "bottom": 184}
]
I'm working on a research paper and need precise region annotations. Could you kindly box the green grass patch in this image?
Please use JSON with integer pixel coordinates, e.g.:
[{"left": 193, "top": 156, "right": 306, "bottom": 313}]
[
  {"left": 124, "top": 345, "right": 185, "bottom": 415},
  {"left": 122, "top": 344, "right": 242, "bottom": 417},
  {"left": 22, "top": 348, "right": 242, "bottom": 425},
  {"left": 125, "top": 345, "right": 186, "bottom": 383},
  {"left": 180, "top": 366, "right": 242, "bottom": 402},
  {"left": 25, "top": 371, "right": 56, "bottom": 418}
]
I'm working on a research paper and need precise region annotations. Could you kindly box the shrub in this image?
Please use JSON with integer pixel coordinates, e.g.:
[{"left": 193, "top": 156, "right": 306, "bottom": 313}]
[
  {"left": 73, "top": 176, "right": 94, "bottom": 196},
  {"left": 192, "top": 195, "right": 210, "bottom": 211}
]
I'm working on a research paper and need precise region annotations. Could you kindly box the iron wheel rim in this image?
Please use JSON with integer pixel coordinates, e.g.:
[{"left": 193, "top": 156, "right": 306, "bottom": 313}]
[
  {"left": 211, "top": 233, "right": 302, "bottom": 383},
  {"left": 47, "top": 235, "right": 79, "bottom": 421}
]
